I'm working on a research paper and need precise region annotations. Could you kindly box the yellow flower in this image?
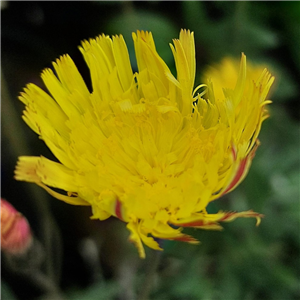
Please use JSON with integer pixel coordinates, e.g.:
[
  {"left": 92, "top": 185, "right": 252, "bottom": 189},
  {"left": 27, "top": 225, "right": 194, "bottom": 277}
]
[
  {"left": 201, "top": 56, "right": 272, "bottom": 102},
  {"left": 15, "top": 30, "right": 274, "bottom": 258}
]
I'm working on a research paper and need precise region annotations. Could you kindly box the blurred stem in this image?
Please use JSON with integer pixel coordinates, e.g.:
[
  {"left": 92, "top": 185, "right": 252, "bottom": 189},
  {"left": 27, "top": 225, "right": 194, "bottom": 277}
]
[
  {"left": 3, "top": 237, "right": 65, "bottom": 299},
  {"left": 25, "top": 270, "right": 65, "bottom": 300},
  {"left": 1, "top": 71, "right": 63, "bottom": 284},
  {"left": 1, "top": 71, "right": 32, "bottom": 156},
  {"left": 137, "top": 250, "right": 162, "bottom": 300},
  {"left": 47, "top": 218, "right": 63, "bottom": 285}
]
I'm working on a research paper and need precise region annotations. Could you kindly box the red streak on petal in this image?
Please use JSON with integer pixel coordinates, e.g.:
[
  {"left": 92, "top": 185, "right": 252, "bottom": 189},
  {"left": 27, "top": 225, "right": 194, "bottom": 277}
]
[
  {"left": 218, "top": 211, "right": 263, "bottom": 223},
  {"left": 222, "top": 156, "right": 248, "bottom": 196},
  {"left": 170, "top": 235, "right": 199, "bottom": 243},
  {"left": 172, "top": 220, "right": 207, "bottom": 227},
  {"left": 222, "top": 142, "right": 259, "bottom": 197},
  {"left": 218, "top": 212, "right": 236, "bottom": 222},
  {"left": 115, "top": 199, "right": 123, "bottom": 220},
  {"left": 232, "top": 145, "right": 237, "bottom": 161}
]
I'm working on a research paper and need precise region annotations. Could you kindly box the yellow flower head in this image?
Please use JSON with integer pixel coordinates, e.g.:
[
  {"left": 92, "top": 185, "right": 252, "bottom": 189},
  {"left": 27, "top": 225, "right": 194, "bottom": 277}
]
[{"left": 15, "top": 30, "right": 274, "bottom": 258}]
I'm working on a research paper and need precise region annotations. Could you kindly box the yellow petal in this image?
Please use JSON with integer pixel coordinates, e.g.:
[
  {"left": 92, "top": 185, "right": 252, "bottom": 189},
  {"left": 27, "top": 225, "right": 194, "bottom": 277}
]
[
  {"left": 127, "top": 222, "right": 146, "bottom": 259},
  {"left": 112, "top": 35, "right": 133, "bottom": 92}
]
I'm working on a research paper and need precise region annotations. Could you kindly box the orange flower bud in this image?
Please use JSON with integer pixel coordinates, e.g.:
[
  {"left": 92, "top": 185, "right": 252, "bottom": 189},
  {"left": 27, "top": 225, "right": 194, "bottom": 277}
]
[{"left": 1, "top": 198, "right": 33, "bottom": 255}]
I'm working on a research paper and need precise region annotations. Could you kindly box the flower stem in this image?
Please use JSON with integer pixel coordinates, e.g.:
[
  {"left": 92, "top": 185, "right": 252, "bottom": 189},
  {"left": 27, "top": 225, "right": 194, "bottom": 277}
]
[{"left": 137, "top": 250, "right": 162, "bottom": 300}]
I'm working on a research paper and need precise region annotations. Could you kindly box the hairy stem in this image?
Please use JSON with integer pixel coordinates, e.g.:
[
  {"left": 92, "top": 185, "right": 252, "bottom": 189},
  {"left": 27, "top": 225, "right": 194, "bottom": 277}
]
[{"left": 137, "top": 250, "right": 162, "bottom": 300}]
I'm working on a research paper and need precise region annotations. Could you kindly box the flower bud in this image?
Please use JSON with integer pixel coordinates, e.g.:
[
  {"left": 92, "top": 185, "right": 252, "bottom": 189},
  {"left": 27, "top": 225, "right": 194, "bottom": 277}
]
[{"left": 1, "top": 198, "right": 33, "bottom": 255}]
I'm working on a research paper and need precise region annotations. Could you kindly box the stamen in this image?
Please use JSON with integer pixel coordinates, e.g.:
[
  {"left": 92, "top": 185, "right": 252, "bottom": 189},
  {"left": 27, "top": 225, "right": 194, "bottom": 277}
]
[{"left": 193, "top": 84, "right": 207, "bottom": 98}]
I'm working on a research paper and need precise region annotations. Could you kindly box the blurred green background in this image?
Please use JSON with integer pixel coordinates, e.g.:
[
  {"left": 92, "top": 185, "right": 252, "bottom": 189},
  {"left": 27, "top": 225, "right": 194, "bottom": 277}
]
[{"left": 1, "top": 1, "right": 299, "bottom": 300}]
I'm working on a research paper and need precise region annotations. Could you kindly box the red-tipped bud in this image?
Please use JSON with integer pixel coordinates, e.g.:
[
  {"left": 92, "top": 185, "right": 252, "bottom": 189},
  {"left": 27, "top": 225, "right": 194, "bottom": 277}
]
[{"left": 1, "top": 198, "right": 33, "bottom": 255}]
